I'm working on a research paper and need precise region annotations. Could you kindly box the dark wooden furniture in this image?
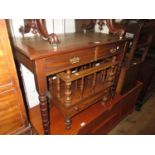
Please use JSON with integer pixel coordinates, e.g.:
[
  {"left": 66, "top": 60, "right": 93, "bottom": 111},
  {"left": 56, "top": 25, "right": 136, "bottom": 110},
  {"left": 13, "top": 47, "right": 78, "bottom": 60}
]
[
  {"left": 110, "top": 20, "right": 155, "bottom": 111},
  {"left": 76, "top": 19, "right": 155, "bottom": 111},
  {"left": 116, "top": 21, "right": 155, "bottom": 95},
  {"left": 0, "top": 20, "right": 31, "bottom": 134},
  {"left": 30, "top": 81, "right": 142, "bottom": 135},
  {"left": 75, "top": 19, "right": 125, "bottom": 38},
  {"left": 75, "top": 19, "right": 96, "bottom": 33},
  {"left": 11, "top": 30, "right": 131, "bottom": 134},
  {"left": 136, "top": 47, "right": 155, "bottom": 110},
  {"left": 19, "top": 19, "right": 60, "bottom": 45}
]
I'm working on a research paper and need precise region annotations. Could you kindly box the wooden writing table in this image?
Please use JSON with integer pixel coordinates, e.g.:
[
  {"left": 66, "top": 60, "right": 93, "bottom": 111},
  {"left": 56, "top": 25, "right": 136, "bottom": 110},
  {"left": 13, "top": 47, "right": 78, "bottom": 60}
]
[{"left": 12, "top": 32, "right": 130, "bottom": 134}]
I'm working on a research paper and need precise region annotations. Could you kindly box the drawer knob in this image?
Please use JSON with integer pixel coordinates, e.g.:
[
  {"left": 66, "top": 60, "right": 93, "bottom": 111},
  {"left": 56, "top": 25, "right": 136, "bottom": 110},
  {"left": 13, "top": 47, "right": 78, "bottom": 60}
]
[
  {"left": 69, "top": 56, "right": 80, "bottom": 64},
  {"left": 110, "top": 46, "right": 119, "bottom": 54},
  {"left": 110, "top": 48, "right": 117, "bottom": 54}
]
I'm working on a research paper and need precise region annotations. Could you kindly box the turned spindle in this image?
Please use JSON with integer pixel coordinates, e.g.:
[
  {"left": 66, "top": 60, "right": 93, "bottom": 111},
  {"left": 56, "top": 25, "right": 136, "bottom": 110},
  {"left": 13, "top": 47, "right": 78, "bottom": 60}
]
[
  {"left": 80, "top": 77, "right": 84, "bottom": 98},
  {"left": 102, "top": 88, "right": 108, "bottom": 104},
  {"left": 101, "top": 70, "right": 105, "bottom": 81},
  {"left": 110, "top": 56, "right": 117, "bottom": 97},
  {"left": 103, "top": 68, "right": 107, "bottom": 81},
  {"left": 65, "top": 70, "right": 72, "bottom": 108},
  {"left": 88, "top": 63, "right": 93, "bottom": 85},
  {"left": 91, "top": 62, "right": 96, "bottom": 93},
  {"left": 75, "top": 67, "right": 78, "bottom": 90},
  {"left": 111, "top": 56, "right": 117, "bottom": 76},
  {"left": 56, "top": 76, "right": 61, "bottom": 99},
  {"left": 65, "top": 117, "right": 71, "bottom": 129},
  {"left": 92, "top": 72, "right": 97, "bottom": 93}
]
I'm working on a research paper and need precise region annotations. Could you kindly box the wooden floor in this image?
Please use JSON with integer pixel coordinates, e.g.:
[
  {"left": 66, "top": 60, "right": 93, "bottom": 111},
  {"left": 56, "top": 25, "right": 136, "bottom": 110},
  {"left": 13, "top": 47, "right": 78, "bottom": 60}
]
[
  {"left": 30, "top": 94, "right": 123, "bottom": 135},
  {"left": 109, "top": 93, "right": 155, "bottom": 135},
  {"left": 29, "top": 90, "right": 155, "bottom": 135}
]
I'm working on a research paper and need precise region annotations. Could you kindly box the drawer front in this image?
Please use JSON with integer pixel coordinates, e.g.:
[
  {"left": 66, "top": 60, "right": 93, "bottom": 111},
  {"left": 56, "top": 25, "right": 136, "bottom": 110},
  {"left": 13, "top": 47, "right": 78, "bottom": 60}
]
[
  {"left": 45, "top": 48, "right": 95, "bottom": 75},
  {"left": 67, "top": 89, "right": 108, "bottom": 118},
  {"left": 95, "top": 42, "right": 125, "bottom": 60}
]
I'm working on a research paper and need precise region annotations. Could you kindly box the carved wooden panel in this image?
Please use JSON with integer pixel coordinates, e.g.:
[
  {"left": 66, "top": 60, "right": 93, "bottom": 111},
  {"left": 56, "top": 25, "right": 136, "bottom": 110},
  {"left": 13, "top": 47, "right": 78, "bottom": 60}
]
[
  {"left": 0, "top": 42, "right": 12, "bottom": 86},
  {"left": 0, "top": 20, "right": 29, "bottom": 134},
  {"left": 0, "top": 90, "right": 25, "bottom": 134}
]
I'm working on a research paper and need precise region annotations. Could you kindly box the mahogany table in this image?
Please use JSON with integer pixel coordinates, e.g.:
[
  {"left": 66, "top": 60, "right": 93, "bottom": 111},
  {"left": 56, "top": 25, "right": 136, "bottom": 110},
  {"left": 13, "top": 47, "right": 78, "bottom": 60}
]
[{"left": 12, "top": 32, "right": 131, "bottom": 134}]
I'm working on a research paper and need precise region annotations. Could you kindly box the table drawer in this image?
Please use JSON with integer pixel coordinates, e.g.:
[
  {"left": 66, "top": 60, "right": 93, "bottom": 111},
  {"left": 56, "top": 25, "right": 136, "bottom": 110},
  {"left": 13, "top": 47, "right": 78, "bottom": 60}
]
[
  {"left": 66, "top": 89, "right": 109, "bottom": 118},
  {"left": 95, "top": 42, "right": 125, "bottom": 60},
  {"left": 45, "top": 48, "right": 95, "bottom": 75}
]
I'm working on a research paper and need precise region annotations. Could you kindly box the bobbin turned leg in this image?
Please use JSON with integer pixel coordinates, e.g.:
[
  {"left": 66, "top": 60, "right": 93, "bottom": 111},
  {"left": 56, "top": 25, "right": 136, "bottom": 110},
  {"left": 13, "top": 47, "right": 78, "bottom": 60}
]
[
  {"left": 109, "top": 56, "right": 117, "bottom": 98},
  {"left": 64, "top": 70, "right": 72, "bottom": 129},
  {"left": 56, "top": 76, "right": 61, "bottom": 99},
  {"left": 34, "top": 60, "right": 50, "bottom": 135},
  {"left": 65, "top": 70, "right": 72, "bottom": 108},
  {"left": 39, "top": 95, "right": 49, "bottom": 134}
]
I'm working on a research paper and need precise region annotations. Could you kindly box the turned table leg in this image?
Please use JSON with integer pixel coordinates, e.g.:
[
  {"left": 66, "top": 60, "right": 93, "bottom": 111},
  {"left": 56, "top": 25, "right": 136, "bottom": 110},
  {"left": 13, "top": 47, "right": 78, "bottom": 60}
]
[
  {"left": 34, "top": 60, "right": 50, "bottom": 135},
  {"left": 39, "top": 94, "right": 49, "bottom": 134}
]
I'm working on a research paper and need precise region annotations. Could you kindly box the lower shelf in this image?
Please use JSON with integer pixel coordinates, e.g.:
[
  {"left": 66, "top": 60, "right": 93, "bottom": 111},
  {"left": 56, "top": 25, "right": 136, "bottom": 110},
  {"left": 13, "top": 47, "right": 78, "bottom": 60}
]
[{"left": 29, "top": 81, "right": 142, "bottom": 135}]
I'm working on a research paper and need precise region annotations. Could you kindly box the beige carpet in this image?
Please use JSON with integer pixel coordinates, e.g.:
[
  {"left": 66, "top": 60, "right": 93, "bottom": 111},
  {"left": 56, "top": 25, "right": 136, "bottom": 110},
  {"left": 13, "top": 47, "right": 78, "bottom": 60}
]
[{"left": 109, "top": 93, "right": 155, "bottom": 135}]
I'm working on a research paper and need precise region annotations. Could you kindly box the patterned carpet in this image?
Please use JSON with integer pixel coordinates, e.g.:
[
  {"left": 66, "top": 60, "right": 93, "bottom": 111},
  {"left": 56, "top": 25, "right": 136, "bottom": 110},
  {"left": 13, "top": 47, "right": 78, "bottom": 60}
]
[{"left": 109, "top": 93, "right": 155, "bottom": 135}]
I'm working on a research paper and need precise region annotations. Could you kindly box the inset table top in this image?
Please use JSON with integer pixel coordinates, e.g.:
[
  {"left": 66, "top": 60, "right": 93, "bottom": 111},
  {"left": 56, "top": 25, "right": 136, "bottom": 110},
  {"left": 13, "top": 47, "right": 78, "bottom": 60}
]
[{"left": 13, "top": 32, "right": 131, "bottom": 60}]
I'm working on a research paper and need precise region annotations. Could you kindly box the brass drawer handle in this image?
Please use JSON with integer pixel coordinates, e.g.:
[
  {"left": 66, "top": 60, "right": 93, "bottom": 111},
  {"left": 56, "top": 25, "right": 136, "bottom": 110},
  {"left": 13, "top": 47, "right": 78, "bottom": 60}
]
[
  {"left": 69, "top": 56, "right": 80, "bottom": 64},
  {"left": 109, "top": 46, "right": 120, "bottom": 54}
]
